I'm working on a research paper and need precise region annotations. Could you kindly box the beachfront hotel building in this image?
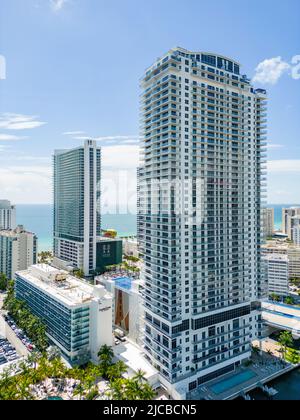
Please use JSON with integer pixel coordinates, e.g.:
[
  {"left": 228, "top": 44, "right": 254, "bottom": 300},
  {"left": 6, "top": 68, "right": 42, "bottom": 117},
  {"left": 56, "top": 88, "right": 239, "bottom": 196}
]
[
  {"left": 0, "top": 200, "right": 16, "bottom": 231},
  {"left": 138, "top": 47, "right": 267, "bottom": 398},
  {"left": 0, "top": 225, "right": 37, "bottom": 279},
  {"left": 53, "top": 140, "right": 101, "bottom": 276},
  {"left": 15, "top": 264, "right": 113, "bottom": 365}
]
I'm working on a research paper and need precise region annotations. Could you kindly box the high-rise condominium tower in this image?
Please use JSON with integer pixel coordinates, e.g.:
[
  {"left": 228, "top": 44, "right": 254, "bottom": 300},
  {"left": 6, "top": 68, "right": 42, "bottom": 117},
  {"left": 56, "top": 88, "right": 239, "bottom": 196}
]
[
  {"left": 0, "top": 200, "right": 16, "bottom": 230},
  {"left": 0, "top": 225, "right": 37, "bottom": 279},
  {"left": 262, "top": 208, "right": 274, "bottom": 238},
  {"left": 138, "top": 48, "right": 267, "bottom": 398},
  {"left": 54, "top": 140, "right": 101, "bottom": 276},
  {"left": 282, "top": 207, "right": 300, "bottom": 239}
]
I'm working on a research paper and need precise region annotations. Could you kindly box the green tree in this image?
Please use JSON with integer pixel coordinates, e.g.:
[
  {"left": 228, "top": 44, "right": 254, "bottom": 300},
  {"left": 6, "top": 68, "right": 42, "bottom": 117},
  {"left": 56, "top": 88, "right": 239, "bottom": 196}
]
[
  {"left": 284, "top": 297, "right": 294, "bottom": 305},
  {"left": 278, "top": 331, "right": 293, "bottom": 360},
  {"left": 270, "top": 293, "right": 280, "bottom": 302},
  {"left": 0, "top": 273, "right": 8, "bottom": 291}
]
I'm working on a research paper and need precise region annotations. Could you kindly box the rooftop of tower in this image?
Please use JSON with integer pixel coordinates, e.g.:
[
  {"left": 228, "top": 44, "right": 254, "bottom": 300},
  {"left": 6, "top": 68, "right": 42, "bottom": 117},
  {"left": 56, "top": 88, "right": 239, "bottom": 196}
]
[{"left": 144, "top": 46, "right": 241, "bottom": 74}]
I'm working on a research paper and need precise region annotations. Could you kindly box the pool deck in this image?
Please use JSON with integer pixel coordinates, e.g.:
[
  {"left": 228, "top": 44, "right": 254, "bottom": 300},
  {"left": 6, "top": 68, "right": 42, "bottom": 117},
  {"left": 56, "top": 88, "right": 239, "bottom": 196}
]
[{"left": 188, "top": 356, "right": 297, "bottom": 400}]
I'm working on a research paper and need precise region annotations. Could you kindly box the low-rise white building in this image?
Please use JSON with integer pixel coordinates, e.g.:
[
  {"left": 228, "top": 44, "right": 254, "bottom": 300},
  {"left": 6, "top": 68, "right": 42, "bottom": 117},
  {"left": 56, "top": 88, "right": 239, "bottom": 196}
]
[
  {"left": 263, "top": 254, "right": 289, "bottom": 296},
  {"left": 0, "top": 225, "right": 37, "bottom": 279},
  {"left": 96, "top": 274, "right": 144, "bottom": 346},
  {"left": 15, "top": 264, "right": 113, "bottom": 365}
]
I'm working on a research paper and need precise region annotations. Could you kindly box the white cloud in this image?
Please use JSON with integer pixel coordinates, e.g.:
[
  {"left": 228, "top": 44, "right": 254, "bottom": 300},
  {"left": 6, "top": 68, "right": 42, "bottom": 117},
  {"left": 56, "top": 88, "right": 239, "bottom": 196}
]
[
  {"left": 0, "top": 134, "right": 27, "bottom": 141},
  {"left": 253, "top": 57, "right": 290, "bottom": 85},
  {"left": 50, "top": 0, "right": 68, "bottom": 12},
  {"left": 268, "top": 160, "right": 300, "bottom": 173},
  {"left": 0, "top": 113, "right": 47, "bottom": 130},
  {"left": 0, "top": 165, "right": 52, "bottom": 204},
  {"left": 63, "top": 131, "right": 86, "bottom": 136}
]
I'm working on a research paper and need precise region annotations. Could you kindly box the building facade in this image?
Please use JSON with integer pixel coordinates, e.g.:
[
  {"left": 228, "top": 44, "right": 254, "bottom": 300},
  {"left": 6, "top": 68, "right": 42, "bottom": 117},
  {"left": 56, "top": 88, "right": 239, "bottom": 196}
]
[
  {"left": 262, "top": 208, "right": 274, "bottom": 238},
  {"left": 96, "top": 274, "right": 144, "bottom": 345},
  {"left": 262, "top": 240, "right": 300, "bottom": 280},
  {"left": 263, "top": 254, "right": 289, "bottom": 296},
  {"left": 138, "top": 47, "right": 267, "bottom": 398},
  {"left": 0, "top": 225, "right": 37, "bottom": 279},
  {"left": 0, "top": 200, "right": 16, "bottom": 231},
  {"left": 96, "top": 237, "right": 123, "bottom": 274},
  {"left": 53, "top": 140, "right": 101, "bottom": 276},
  {"left": 291, "top": 216, "right": 300, "bottom": 245},
  {"left": 282, "top": 207, "right": 300, "bottom": 239},
  {"left": 15, "top": 264, "right": 112, "bottom": 364}
]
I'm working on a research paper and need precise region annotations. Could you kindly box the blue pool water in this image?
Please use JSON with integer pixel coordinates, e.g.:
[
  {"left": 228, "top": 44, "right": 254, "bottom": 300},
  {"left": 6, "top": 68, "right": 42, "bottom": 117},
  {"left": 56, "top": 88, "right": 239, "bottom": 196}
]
[
  {"left": 114, "top": 277, "right": 132, "bottom": 290},
  {"left": 210, "top": 370, "right": 257, "bottom": 395}
]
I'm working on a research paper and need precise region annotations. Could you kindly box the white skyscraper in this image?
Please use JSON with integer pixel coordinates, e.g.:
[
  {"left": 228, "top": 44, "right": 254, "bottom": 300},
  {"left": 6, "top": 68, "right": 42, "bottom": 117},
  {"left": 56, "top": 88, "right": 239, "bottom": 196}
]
[
  {"left": 138, "top": 48, "right": 267, "bottom": 398},
  {"left": 0, "top": 225, "right": 37, "bottom": 279},
  {"left": 53, "top": 140, "right": 101, "bottom": 276},
  {"left": 264, "top": 254, "right": 289, "bottom": 297},
  {"left": 0, "top": 200, "right": 16, "bottom": 230},
  {"left": 282, "top": 207, "right": 300, "bottom": 239},
  {"left": 262, "top": 208, "right": 274, "bottom": 238}
]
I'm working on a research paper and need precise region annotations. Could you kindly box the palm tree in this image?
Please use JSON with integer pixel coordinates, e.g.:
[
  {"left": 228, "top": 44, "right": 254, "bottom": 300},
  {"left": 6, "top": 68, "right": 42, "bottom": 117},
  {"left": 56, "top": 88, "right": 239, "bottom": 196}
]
[
  {"left": 289, "top": 349, "right": 300, "bottom": 364},
  {"left": 133, "top": 369, "right": 146, "bottom": 384},
  {"left": 278, "top": 331, "right": 293, "bottom": 360},
  {"left": 106, "top": 378, "right": 126, "bottom": 400},
  {"left": 284, "top": 297, "right": 294, "bottom": 305},
  {"left": 270, "top": 293, "right": 280, "bottom": 302},
  {"left": 107, "top": 361, "right": 127, "bottom": 381},
  {"left": 98, "top": 345, "right": 114, "bottom": 378},
  {"left": 73, "top": 381, "right": 86, "bottom": 400},
  {"left": 139, "top": 383, "right": 156, "bottom": 400},
  {"left": 98, "top": 345, "right": 114, "bottom": 361}
]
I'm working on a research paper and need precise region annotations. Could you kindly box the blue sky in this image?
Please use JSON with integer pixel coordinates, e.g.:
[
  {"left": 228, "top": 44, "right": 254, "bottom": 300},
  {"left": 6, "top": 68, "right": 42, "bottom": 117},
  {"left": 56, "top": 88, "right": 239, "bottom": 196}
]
[{"left": 0, "top": 0, "right": 299, "bottom": 205}]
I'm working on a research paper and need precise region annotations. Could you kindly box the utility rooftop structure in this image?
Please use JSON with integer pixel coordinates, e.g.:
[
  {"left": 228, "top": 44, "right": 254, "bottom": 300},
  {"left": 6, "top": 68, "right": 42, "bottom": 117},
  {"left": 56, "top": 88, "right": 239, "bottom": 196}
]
[{"left": 138, "top": 47, "right": 267, "bottom": 399}]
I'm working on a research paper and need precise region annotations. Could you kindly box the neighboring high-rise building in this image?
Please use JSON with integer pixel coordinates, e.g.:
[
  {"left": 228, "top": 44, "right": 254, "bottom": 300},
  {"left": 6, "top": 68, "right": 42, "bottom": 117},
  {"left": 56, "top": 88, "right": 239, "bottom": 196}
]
[
  {"left": 293, "top": 226, "right": 300, "bottom": 247},
  {"left": 282, "top": 207, "right": 300, "bottom": 239},
  {"left": 263, "top": 254, "right": 289, "bottom": 297},
  {"left": 0, "top": 200, "right": 16, "bottom": 230},
  {"left": 53, "top": 140, "right": 101, "bottom": 276},
  {"left": 15, "top": 264, "right": 112, "bottom": 365},
  {"left": 138, "top": 47, "right": 267, "bottom": 398},
  {"left": 0, "top": 225, "right": 37, "bottom": 279},
  {"left": 262, "top": 208, "right": 274, "bottom": 238},
  {"left": 262, "top": 240, "right": 300, "bottom": 281},
  {"left": 291, "top": 215, "right": 300, "bottom": 244}
]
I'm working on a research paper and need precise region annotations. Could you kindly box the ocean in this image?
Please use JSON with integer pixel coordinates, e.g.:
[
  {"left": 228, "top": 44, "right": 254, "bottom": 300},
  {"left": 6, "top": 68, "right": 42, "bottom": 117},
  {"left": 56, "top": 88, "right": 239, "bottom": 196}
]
[
  {"left": 16, "top": 204, "right": 299, "bottom": 252},
  {"left": 16, "top": 204, "right": 137, "bottom": 252}
]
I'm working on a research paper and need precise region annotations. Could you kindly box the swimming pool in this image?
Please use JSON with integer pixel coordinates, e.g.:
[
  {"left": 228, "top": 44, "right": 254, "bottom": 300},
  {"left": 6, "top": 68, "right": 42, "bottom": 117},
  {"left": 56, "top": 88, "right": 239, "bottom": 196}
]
[
  {"left": 114, "top": 277, "right": 132, "bottom": 290},
  {"left": 210, "top": 370, "right": 257, "bottom": 395}
]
